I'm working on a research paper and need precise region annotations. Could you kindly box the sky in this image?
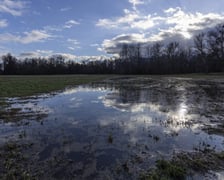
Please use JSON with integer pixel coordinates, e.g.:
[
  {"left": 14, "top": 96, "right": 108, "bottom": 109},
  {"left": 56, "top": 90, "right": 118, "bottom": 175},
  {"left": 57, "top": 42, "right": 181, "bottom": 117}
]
[{"left": 0, "top": 0, "right": 224, "bottom": 60}]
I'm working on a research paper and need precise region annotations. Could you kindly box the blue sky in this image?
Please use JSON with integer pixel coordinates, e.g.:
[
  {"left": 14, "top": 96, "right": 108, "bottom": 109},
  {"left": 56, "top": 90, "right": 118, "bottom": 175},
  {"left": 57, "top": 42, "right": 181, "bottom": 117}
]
[{"left": 0, "top": 0, "right": 224, "bottom": 60}]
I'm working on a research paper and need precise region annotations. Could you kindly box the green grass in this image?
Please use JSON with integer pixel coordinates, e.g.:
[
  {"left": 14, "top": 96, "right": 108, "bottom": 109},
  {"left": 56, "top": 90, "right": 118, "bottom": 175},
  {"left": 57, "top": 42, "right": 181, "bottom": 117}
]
[
  {"left": 140, "top": 160, "right": 186, "bottom": 180},
  {"left": 140, "top": 150, "right": 224, "bottom": 180},
  {"left": 0, "top": 75, "right": 111, "bottom": 97},
  {"left": 0, "top": 73, "right": 224, "bottom": 97}
]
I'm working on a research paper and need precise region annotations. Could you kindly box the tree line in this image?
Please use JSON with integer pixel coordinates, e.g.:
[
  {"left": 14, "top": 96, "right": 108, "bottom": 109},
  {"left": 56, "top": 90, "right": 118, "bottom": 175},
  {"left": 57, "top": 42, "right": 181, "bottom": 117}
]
[{"left": 1, "top": 24, "right": 224, "bottom": 75}]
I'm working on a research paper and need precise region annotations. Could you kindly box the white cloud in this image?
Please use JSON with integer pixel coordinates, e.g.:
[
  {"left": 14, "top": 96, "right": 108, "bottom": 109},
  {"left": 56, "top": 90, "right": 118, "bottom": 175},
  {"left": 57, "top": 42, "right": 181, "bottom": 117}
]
[
  {"left": 90, "top": 44, "right": 99, "bottom": 47},
  {"left": 163, "top": 8, "right": 224, "bottom": 39},
  {"left": 97, "top": 47, "right": 104, "bottom": 52},
  {"left": 98, "top": 6, "right": 224, "bottom": 54},
  {"left": 0, "top": 19, "right": 7, "bottom": 27},
  {"left": 0, "top": 0, "right": 27, "bottom": 16},
  {"left": 90, "top": 44, "right": 102, "bottom": 51},
  {"left": 67, "top": 38, "right": 81, "bottom": 50},
  {"left": 68, "top": 45, "right": 81, "bottom": 51},
  {"left": 97, "top": 9, "right": 139, "bottom": 29},
  {"left": 63, "top": 20, "right": 80, "bottom": 29},
  {"left": 131, "top": 15, "right": 154, "bottom": 30},
  {"left": 129, "top": 0, "right": 144, "bottom": 10},
  {"left": 164, "top": 7, "right": 180, "bottom": 14},
  {"left": 128, "top": 0, "right": 144, "bottom": 7},
  {"left": 36, "top": 50, "right": 53, "bottom": 55},
  {"left": 19, "top": 50, "right": 54, "bottom": 59},
  {"left": 68, "top": 47, "right": 75, "bottom": 50},
  {"left": 22, "top": 30, "right": 52, "bottom": 44},
  {"left": 44, "top": 20, "right": 80, "bottom": 32},
  {"left": 0, "top": 30, "right": 52, "bottom": 44},
  {"left": 67, "top": 38, "right": 80, "bottom": 45},
  {"left": 129, "top": 0, "right": 144, "bottom": 5},
  {"left": 97, "top": 9, "right": 154, "bottom": 30}
]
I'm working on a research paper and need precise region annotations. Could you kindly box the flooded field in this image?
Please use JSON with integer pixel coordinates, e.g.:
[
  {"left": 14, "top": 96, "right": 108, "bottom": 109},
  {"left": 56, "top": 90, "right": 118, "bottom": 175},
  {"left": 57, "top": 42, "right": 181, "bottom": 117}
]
[{"left": 0, "top": 76, "right": 224, "bottom": 179}]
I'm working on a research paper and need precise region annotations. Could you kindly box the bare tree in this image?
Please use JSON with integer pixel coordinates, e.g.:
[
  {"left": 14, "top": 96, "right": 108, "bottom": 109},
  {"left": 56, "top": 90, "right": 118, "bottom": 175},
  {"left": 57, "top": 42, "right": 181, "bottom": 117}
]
[
  {"left": 2, "top": 53, "right": 17, "bottom": 74},
  {"left": 194, "top": 32, "right": 209, "bottom": 72},
  {"left": 127, "top": 44, "right": 136, "bottom": 60},
  {"left": 145, "top": 45, "right": 151, "bottom": 59},
  {"left": 165, "top": 42, "right": 180, "bottom": 60},
  {"left": 150, "top": 43, "right": 163, "bottom": 60},
  {"left": 207, "top": 24, "right": 224, "bottom": 60},
  {"left": 119, "top": 44, "right": 128, "bottom": 60},
  {"left": 194, "top": 32, "right": 207, "bottom": 57}
]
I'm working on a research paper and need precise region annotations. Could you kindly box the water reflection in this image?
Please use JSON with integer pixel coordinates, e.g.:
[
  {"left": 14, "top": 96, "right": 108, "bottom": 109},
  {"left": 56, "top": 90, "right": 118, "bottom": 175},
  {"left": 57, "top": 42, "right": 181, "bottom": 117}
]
[{"left": 0, "top": 76, "right": 224, "bottom": 179}]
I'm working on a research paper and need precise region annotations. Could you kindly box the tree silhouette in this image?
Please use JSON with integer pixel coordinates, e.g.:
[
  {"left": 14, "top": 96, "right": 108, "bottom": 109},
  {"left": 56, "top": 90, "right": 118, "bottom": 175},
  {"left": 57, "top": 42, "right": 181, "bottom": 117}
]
[{"left": 1, "top": 24, "right": 224, "bottom": 75}]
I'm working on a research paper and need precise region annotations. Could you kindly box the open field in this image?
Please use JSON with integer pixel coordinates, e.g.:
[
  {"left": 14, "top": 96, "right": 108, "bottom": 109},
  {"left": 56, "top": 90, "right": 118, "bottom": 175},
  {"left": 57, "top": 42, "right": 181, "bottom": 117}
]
[
  {"left": 0, "top": 73, "right": 224, "bottom": 97},
  {"left": 1, "top": 74, "right": 224, "bottom": 179},
  {"left": 0, "top": 75, "right": 111, "bottom": 97}
]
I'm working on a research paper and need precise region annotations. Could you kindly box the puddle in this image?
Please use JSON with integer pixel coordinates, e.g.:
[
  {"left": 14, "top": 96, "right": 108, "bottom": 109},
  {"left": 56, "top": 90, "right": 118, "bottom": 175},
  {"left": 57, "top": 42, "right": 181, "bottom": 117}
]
[{"left": 0, "top": 76, "right": 224, "bottom": 179}]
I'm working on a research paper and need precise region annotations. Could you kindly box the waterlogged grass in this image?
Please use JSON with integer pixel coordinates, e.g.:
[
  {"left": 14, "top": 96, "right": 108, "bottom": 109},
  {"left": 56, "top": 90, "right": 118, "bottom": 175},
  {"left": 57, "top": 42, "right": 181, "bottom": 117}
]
[
  {"left": 0, "top": 141, "right": 34, "bottom": 180},
  {"left": 140, "top": 160, "right": 186, "bottom": 180},
  {"left": 140, "top": 150, "right": 224, "bottom": 180},
  {"left": 0, "top": 75, "right": 111, "bottom": 97}
]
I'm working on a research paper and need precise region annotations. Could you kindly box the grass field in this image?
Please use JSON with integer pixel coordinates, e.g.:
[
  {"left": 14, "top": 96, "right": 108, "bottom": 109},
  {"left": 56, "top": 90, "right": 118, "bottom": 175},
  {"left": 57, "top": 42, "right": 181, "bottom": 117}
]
[
  {"left": 0, "top": 73, "right": 224, "bottom": 97},
  {"left": 0, "top": 75, "right": 111, "bottom": 97}
]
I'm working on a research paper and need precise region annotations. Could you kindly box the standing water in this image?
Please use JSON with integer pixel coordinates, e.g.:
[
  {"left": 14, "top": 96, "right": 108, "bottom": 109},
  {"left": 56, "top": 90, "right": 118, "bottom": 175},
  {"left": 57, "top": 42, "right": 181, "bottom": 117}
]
[{"left": 0, "top": 76, "right": 224, "bottom": 179}]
